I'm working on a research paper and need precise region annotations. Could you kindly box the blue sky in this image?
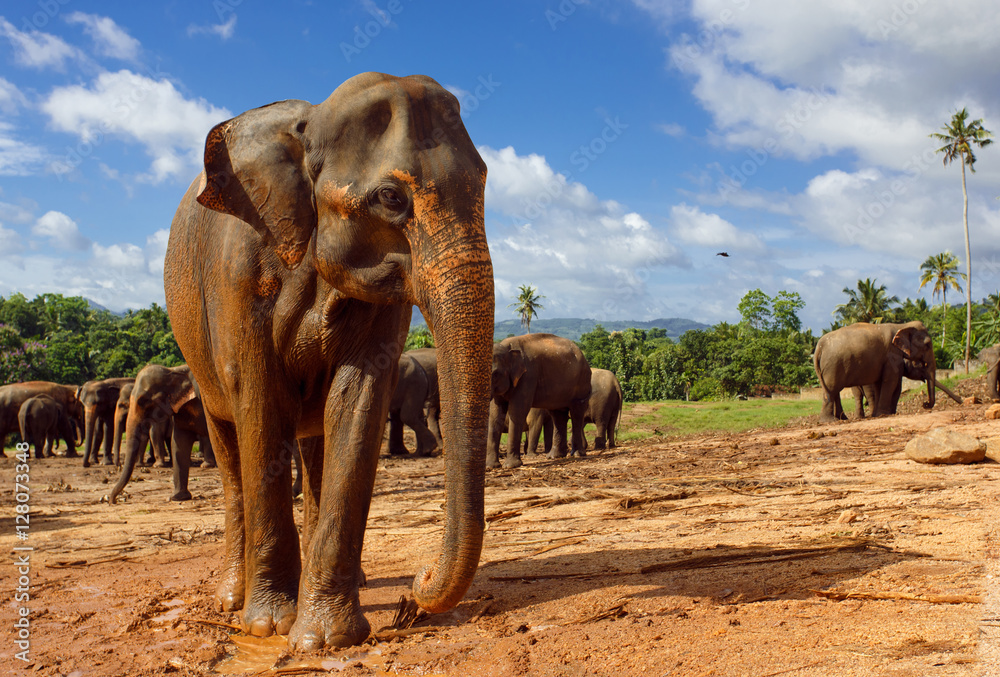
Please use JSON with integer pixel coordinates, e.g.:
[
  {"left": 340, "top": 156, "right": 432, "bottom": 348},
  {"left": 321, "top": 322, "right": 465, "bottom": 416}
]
[{"left": 1, "top": 0, "right": 999, "bottom": 332}]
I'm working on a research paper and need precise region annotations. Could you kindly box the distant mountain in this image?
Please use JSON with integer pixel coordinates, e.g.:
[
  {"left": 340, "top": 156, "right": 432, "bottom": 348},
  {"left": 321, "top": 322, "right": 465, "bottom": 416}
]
[{"left": 491, "top": 318, "right": 709, "bottom": 342}]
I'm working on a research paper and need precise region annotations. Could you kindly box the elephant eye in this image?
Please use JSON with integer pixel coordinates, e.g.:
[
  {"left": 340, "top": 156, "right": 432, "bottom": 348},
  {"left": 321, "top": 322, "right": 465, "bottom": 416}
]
[{"left": 377, "top": 186, "right": 407, "bottom": 212}]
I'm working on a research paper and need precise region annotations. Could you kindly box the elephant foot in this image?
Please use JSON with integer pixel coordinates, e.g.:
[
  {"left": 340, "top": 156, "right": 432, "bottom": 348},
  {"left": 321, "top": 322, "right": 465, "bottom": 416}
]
[
  {"left": 547, "top": 448, "right": 567, "bottom": 460},
  {"left": 242, "top": 592, "right": 298, "bottom": 638},
  {"left": 63, "top": 449, "right": 79, "bottom": 458},
  {"left": 170, "top": 490, "right": 193, "bottom": 501},
  {"left": 594, "top": 438, "right": 607, "bottom": 450},
  {"left": 45, "top": 451, "right": 56, "bottom": 458},
  {"left": 153, "top": 460, "right": 169, "bottom": 468},
  {"left": 571, "top": 449, "right": 587, "bottom": 458},
  {"left": 485, "top": 452, "right": 499, "bottom": 469},
  {"left": 501, "top": 455, "right": 523, "bottom": 469},
  {"left": 216, "top": 567, "right": 245, "bottom": 612},
  {"left": 82, "top": 460, "right": 91, "bottom": 468},
  {"left": 287, "top": 600, "right": 370, "bottom": 650},
  {"left": 102, "top": 458, "right": 115, "bottom": 466},
  {"left": 201, "top": 460, "right": 217, "bottom": 468}
]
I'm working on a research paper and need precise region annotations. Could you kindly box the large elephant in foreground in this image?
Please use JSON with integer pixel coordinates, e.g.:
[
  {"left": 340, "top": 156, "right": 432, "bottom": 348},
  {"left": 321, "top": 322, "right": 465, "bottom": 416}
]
[
  {"left": 18, "top": 394, "right": 77, "bottom": 459},
  {"left": 851, "top": 358, "right": 961, "bottom": 419},
  {"left": 78, "top": 377, "right": 134, "bottom": 467},
  {"left": 108, "top": 364, "right": 215, "bottom": 503},
  {"left": 814, "top": 321, "right": 937, "bottom": 422},
  {"left": 488, "top": 333, "right": 592, "bottom": 469},
  {"left": 164, "top": 73, "right": 493, "bottom": 650},
  {"left": 387, "top": 348, "right": 442, "bottom": 457},
  {"left": 0, "top": 381, "right": 83, "bottom": 455}
]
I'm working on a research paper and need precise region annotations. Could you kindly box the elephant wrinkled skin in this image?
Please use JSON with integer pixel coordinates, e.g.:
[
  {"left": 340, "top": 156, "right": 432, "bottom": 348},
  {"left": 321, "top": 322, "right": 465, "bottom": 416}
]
[
  {"left": 814, "top": 321, "right": 937, "bottom": 422},
  {"left": 165, "top": 73, "right": 493, "bottom": 651}
]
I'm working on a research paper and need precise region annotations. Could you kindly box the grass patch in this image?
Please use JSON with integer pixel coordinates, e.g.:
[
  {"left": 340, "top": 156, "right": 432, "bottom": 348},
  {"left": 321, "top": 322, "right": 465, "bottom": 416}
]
[{"left": 618, "top": 398, "right": 822, "bottom": 442}]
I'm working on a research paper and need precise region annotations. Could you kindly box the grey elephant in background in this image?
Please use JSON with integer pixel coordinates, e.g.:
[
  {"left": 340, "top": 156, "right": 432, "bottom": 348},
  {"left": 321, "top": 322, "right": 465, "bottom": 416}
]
[
  {"left": 112, "top": 382, "right": 173, "bottom": 468},
  {"left": 584, "top": 368, "right": 623, "bottom": 450},
  {"left": 18, "top": 394, "right": 77, "bottom": 459},
  {"left": 503, "top": 408, "right": 553, "bottom": 457},
  {"left": 814, "top": 321, "right": 942, "bottom": 422},
  {"left": 78, "top": 377, "right": 134, "bottom": 467},
  {"left": 387, "top": 348, "right": 442, "bottom": 457},
  {"left": 488, "top": 333, "right": 592, "bottom": 469}
]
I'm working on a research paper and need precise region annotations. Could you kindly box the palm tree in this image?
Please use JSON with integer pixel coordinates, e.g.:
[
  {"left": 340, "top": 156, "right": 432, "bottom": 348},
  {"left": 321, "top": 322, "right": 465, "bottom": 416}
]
[
  {"left": 931, "top": 108, "right": 993, "bottom": 372},
  {"left": 508, "top": 284, "right": 545, "bottom": 333},
  {"left": 918, "top": 251, "right": 965, "bottom": 347},
  {"left": 835, "top": 278, "right": 900, "bottom": 324}
]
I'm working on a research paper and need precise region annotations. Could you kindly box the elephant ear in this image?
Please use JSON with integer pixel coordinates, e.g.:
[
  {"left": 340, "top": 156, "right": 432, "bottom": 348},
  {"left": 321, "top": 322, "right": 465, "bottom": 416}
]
[
  {"left": 509, "top": 349, "right": 527, "bottom": 388},
  {"left": 165, "top": 371, "right": 198, "bottom": 414},
  {"left": 892, "top": 326, "right": 920, "bottom": 359},
  {"left": 196, "top": 99, "right": 316, "bottom": 269}
]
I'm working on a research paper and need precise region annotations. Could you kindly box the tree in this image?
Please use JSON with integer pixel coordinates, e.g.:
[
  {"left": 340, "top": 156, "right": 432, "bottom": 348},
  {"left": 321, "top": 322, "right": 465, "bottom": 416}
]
[
  {"left": 404, "top": 327, "right": 434, "bottom": 350},
  {"left": 918, "top": 251, "right": 965, "bottom": 347},
  {"left": 835, "top": 278, "right": 900, "bottom": 324},
  {"left": 508, "top": 284, "right": 545, "bottom": 333},
  {"left": 931, "top": 108, "right": 993, "bottom": 372},
  {"left": 772, "top": 291, "right": 805, "bottom": 334},
  {"left": 736, "top": 289, "right": 773, "bottom": 334}
]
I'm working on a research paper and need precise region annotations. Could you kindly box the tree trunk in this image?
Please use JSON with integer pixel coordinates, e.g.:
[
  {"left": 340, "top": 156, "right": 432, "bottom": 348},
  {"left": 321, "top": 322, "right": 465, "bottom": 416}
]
[{"left": 962, "top": 158, "right": 972, "bottom": 373}]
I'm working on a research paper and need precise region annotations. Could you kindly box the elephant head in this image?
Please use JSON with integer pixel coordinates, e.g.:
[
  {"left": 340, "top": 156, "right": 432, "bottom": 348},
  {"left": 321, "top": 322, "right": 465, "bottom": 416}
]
[
  {"left": 491, "top": 342, "right": 527, "bottom": 399},
  {"left": 192, "top": 73, "right": 494, "bottom": 618},
  {"left": 108, "top": 365, "right": 196, "bottom": 504},
  {"left": 892, "top": 322, "right": 936, "bottom": 409}
]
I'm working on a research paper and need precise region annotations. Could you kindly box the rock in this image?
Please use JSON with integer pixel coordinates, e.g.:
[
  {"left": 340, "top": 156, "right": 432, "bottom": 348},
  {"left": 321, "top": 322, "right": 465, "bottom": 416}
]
[
  {"left": 983, "top": 437, "right": 1000, "bottom": 463},
  {"left": 963, "top": 396, "right": 981, "bottom": 406},
  {"left": 986, "top": 404, "right": 1000, "bottom": 420},
  {"left": 904, "top": 427, "right": 986, "bottom": 465},
  {"left": 768, "top": 438, "right": 780, "bottom": 446},
  {"left": 837, "top": 509, "right": 860, "bottom": 524},
  {"left": 807, "top": 431, "right": 824, "bottom": 440}
]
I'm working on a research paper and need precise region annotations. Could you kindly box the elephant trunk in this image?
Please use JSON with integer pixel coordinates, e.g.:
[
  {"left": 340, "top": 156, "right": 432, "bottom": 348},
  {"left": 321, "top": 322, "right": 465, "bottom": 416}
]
[
  {"left": 108, "top": 403, "right": 150, "bottom": 504},
  {"left": 935, "top": 380, "right": 963, "bottom": 404},
  {"left": 410, "top": 232, "right": 494, "bottom": 614},
  {"left": 924, "top": 356, "right": 937, "bottom": 410},
  {"left": 82, "top": 405, "right": 98, "bottom": 466}
]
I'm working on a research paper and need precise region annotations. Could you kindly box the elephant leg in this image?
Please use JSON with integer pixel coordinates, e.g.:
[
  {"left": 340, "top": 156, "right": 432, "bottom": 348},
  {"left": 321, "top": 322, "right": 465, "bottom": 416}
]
[
  {"left": 289, "top": 344, "right": 398, "bottom": 652},
  {"left": 503, "top": 406, "right": 527, "bottom": 469},
  {"left": 426, "top": 403, "right": 443, "bottom": 451},
  {"left": 200, "top": 433, "right": 216, "bottom": 468},
  {"left": 387, "top": 411, "right": 408, "bottom": 455},
  {"left": 151, "top": 421, "right": 170, "bottom": 467},
  {"left": 486, "top": 399, "right": 507, "bottom": 469},
  {"left": 569, "top": 399, "right": 588, "bottom": 457},
  {"left": 297, "top": 437, "right": 323, "bottom": 554},
  {"left": 525, "top": 410, "right": 544, "bottom": 456},
  {"left": 549, "top": 410, "right": 569, "bottom": 459},
  {"left": 204, "top": 412, "right": 247, "bottom": 614},
  {"left": 101, "top": 418, "right": 116, "bottom": 465},
  {"left": 851, "top": 386, "right": 866, "bottom": 419},
  {"left": 988, "top": 359, "right": 1000, "bottom": 401},
  {"left": 542, "top": 414, "right": 553, "bottom": 454},
  {"left": 170, "top": 427, "right": 195, "bottom": 502},
  {"left": 819, "top": 389, "right": 841, "bottom": 422},
  {"left": 593, "top": 417, "right": 608, "bottom": 450},
  {"left": 401, "top": 399, "right": 437, "bottom": 457}
]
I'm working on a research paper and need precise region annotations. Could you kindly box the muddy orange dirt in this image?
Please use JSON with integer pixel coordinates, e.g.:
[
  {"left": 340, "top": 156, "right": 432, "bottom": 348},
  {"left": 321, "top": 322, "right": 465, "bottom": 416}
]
[{"left": 2, "top": 384, "right": 998, "bottom": 676}]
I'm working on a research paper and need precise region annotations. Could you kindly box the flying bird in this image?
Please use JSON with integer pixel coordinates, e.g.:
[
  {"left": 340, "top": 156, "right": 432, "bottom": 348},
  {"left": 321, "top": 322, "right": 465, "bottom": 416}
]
[{"left": 716, "top": 252, "right": 730, "bottom": 257}]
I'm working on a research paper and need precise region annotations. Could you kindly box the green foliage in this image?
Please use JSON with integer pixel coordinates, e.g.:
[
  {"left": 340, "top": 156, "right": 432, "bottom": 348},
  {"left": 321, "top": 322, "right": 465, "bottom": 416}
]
[
  {"left": 404, "top": 327, "right": 434, "bottom": 351},
  {"left": 0, "top": 294, "right": 185, "bottom": 385},
  {"left": 618, "top": 398, "right": 820, "bottom": 442},
  {"left": 507, "top": 284, "right": 545, "bottom": 333},
  {"left": 576, "top": 290, "right": 815, "bottom": 403},
  {"left": 835, "top": 278, "right": 900, "bottom": 324}
]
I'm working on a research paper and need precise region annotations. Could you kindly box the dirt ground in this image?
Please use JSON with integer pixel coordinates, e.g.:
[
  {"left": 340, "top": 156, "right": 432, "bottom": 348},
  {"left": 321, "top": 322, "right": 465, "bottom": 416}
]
[{"left": 3, "top": 378, "right": 1000, "bottom": 676}]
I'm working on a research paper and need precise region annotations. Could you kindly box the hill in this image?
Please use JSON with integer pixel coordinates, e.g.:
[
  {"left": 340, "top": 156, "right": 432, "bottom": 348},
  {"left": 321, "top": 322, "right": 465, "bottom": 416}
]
[{"left": 492, "top": 317, "right": 709, "bottom": 342}]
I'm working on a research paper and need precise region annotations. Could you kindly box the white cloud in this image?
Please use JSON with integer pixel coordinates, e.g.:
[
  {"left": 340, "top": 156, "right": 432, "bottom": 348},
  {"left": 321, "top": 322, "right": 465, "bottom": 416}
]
[
  {"left": 656, "top": 122, "right": 685, "bottom": 138},
  {"left": 31, "top": 211, "right": 91, "bottom": 251},
  {"left": 65, "top": 12, "right": 141, "bottom": 61},
  {"left": 0, "top": 17, "right": 83, "bottom": 69},
  {"left": 0, "top": 78, "right": 28, "bottom": 115},
  {"left": 186, "top": 15, "right": 237, "bottom": 40},
  {"left": 670, "top": 203, "right": 765, "bottom": 252},
  {"left": 0, "top": 122, "right": 47, "bottom": 176},
  {"left": 481, "top": 145, "right": 689, "bottom": 320},
  {"left": 0, "top": 224, "right": 23, "bottom": 254},
  {"left": 42, "top": 70, "right": 232, "bottom": 182}
]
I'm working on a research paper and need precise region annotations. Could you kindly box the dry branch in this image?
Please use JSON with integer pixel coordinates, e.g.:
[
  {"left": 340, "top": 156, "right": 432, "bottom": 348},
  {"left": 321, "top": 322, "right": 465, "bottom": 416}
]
[
  {"left": 811, "top": 589, "right": 981, "bottom": 604},
  {"left": 640, "top": 541, "right": 876, "bottom": 575}
]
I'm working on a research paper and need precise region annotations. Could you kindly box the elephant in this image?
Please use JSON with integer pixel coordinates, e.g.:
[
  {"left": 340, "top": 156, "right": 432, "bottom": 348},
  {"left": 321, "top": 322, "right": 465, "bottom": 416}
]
[
  {"left": 502, "top": 408, "right": 553, "bottom": 457},
  {"left": 583, "top": 368, "right": 623, "bottom": 450},
  {"left": 108, "top": 364, "right": 216, "bottom": 503},
  {"left": 112, "top": 382, "right": 173, "bottom": 468},
  {"left": 850, "top": 358, "right": 962, "bottom": 418},
  {"left": 387, "top": 348, "right": 442, "bottom": 457},
  {"left": 163, "top": 73, "right": 493, "bottom": 650},
  {"left": 0, "top": 381, "right": 84, "bottom": 456},
  {"left": 78, "top": 377, "right": 134, "bottom": 467},
  {"left": 17, "top": 394, "right": 77, "bottom": 459},
  {"left": 814, "top": 321, "right": 939, "bottom": 422},
  {"left": 986, "top": 351, "right": 1000, "bottom": 402},
  {"left": 488, "top": 333, "right": 592, "bottom": 469}
]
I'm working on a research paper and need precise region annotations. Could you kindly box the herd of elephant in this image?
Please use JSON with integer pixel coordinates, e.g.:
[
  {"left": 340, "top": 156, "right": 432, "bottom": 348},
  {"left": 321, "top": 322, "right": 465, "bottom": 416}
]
[{"left": 4, "top": 73, "right": 998, "bottom": 653}]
